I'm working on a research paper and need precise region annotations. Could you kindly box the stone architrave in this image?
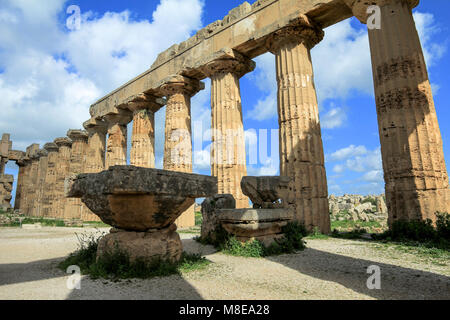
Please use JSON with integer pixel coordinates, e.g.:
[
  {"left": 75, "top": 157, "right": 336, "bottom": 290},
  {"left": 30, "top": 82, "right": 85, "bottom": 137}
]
[
  {"left": 41, "top": 143, "right": 60, "bottom": 218},
  {"left": 266, "top": 16, "right": 330, "bottom": 233},
  {"left": 104, "top": 110, "right": 132, "bottom": 169},
  {"left": 202, "top": 51, "right": 255, "bottom": 209},
  {"left": 129, "top": 95, "right": 164, "bottom": 168},
  {"left": 54, "top": 138, "right": 72, "bottom": 218},
  {"left": 63, "top": 130, "right": 89, "bottom": 221},
  {"left": 345, "top": 0, "right": 450, "bottom": 224},
  {"left": 160, "top": 75, "right": 204, "bottom": 228}
]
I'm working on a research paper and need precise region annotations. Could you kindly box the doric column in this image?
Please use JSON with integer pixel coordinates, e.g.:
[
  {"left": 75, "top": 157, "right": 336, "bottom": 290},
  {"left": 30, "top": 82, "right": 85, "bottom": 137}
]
[
  {"left": 104, "top": 110, "right": 132, "bottom": 169},
  {"left": 202, "top": 52, "right": 255, "bottom": 209},
  {"left": 129, "top": 96, "right": 164, "bottom": 168},
  {"left": 26, "top": 153, "right": 41, "bottom": 216},
  {"left": 14, "top": 159, "right": 27, "bottom": 210},
  {"left": 54, "top": 138, "right": 72, "bottom": 218},
  {"left": 64, "top": 130, "right": 88, "bottom": 220},
  {"left": 160, "top": 75, "right": 204, "bottom": 228},
  {"left": 345, "top": 0, "right": 449, "bottom": 224},
  {"left": 83, "top": 119, "right": 107, "bottom": 173},
  {"left": 41, "top": 143, "right": 59, "bottom": 218},
  {"left": 32, "top": 149, "right": 49, "bottom": 217},
  {"left": 267, "top": 16, "right": 330, "bottom": 233}
]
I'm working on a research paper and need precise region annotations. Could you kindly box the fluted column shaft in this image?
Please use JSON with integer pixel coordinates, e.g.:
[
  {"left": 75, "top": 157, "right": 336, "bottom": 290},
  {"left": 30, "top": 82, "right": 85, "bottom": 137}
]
[
  {"left": 347, "top": 0, "right": 449, "bottom": 223},
  {"left": 64, "top": 130, "right": 88, "bottom": 220},
  {"left": 41, "top": 143, "right": 59, "bottom": 218},
  {"left": 268, "top": 19, "right": 330, "bottom": 233},
  {"left": 54, "top": 138, "right": 71, "bottom": 218},
  {"left": 84, "top": 123, "right": 107, "bottom": 173},
  {"left": 161, "top": 76, "right": 204, "bottom": 228},
  {"left": 14, "top": 161, "right": 26, "bottom": 210},
  {"left": 33, "top": 149, "right": 49, "bottom": 217},
  {"left": 105, "top": 112, "right": 131, "bottom": 169},
  {"left": 26, "top": 155, "right": 41, "bottom": 216},
  {"left": 205, "top": 55, "right": 255, "bottom": 209}
]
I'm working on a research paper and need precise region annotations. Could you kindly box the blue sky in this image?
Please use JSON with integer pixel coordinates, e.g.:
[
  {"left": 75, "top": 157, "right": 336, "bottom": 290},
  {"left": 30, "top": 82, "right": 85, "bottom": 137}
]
[{"left": 1, "top": 0, "right": 449, "bottom": 205}]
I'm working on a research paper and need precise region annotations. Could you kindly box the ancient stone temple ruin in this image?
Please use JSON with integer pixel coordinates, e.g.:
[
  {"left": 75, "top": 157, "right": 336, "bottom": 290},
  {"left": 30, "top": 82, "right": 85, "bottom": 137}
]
[{"left": 2, "top": 0, "right": 449, "bottom": 233}]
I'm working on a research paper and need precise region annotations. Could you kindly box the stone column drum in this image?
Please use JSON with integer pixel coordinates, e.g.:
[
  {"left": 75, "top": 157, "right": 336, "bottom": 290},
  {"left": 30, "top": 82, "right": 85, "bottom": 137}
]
[
  {"left": 129, "top": 96, "right": 163, "bottom": 168},
  {"left": 32, "top": 149, "right": 49, "bottom": 217},
  {"left": 105, "top": 110, "right": 132, "bottom": 169},
  {"left": 26, "top": 153, "right": 41, "bottom": 216},
  {"left": 14, "top": 159, "right": 27, "bottom": 210},
  {"left": 161, "top": 75, "right": 204, "bottom": 228},
  {"left": 54, "top": 138, "right": 72, "bottom": 218},
  {"left": 63, "top": 130, "right": 88, "bottom": 221},
  {"left": 345, "top": 0, "right": 450, "bottom": 224},
  {"left": 84, "top": 119, "right": 107, "bottom": 174},
  {"left": 267, "top": 17, "right": 330, "bottom": 233},
  {"left": 203, "top": 53, "right": 255, "bottom": 209},
  {"left": 41, "top": 143, "right": 60, "bottom": 218}
]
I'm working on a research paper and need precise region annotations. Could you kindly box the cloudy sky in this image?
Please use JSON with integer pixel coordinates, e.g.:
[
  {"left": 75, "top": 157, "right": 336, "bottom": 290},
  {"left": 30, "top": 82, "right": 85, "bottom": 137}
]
[{"left": 1, "top": 0, "right": 449, "bottom": 201}]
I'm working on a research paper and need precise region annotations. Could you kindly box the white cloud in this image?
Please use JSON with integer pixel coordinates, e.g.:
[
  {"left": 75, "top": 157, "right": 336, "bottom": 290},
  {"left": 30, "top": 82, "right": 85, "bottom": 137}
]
[
  {"left": 321, "top": 107, "right": 347, "bottom": 129},
  {"left": 362, "top": 170, "right": 384, "bottom": 182},
  {"left": 0, "top": 0, "right": 204, "bottom": 151},
  {"left": 246, "top": 52, "right": 277, "bottom": 121},
  {"left": 328, "top": 145, "right": 368, "bottom": 162},
  {"left": 413, "top": 11, "right": 446, "bottom": 67},
  {"left": 345, "top": 148, "right": 382, "bottom": 173}
]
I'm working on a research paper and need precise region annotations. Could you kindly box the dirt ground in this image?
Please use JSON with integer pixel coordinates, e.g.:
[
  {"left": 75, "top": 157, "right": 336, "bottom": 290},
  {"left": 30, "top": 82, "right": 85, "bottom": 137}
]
[{"left": 0, "top": 227, "right": 448, "bottom": 300}]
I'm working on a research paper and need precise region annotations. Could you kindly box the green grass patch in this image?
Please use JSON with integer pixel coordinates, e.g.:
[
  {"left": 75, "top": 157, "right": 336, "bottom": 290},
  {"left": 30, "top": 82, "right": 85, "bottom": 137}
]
[
  {"left": 82, "top": 221, "right": 110, "bottom": 228},
  {"left": 197, "top": 222, "right": 307, "bottom": 258},
  {"left": 195, "top": 211, "right": 203, "bottom": 226},
  {"left": 21, "top": 217, "right": 66, "bottom": 227},
  {"left": 58, "top": 231, "right": 210, "bottom": 280},
  {"left": 305, "top": 227, "right": 330, "bottom": 240}
]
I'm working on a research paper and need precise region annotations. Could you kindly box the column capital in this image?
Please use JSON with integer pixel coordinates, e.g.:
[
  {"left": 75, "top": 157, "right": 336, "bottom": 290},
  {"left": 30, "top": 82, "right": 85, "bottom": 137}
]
[
  {"left": 344, "top": 0, "right": 419, "bottom": 24},
  {"left": 54, "top": 137, "right": 73, "bottom": 149},
  {"left": 202, "top": 51, "right": 255, "bottom": 79},
  {"left": 37, "top": 149, "right": 48, "bottom": 158},
  {"left": 158, "top": 75, "right": 204, "bottom": 97},
  {"left": 266, "top": 15, "right": 324, "bottom": 52},
  {"left": 103, "top": 109, "right": 133, "bottom": 127},
  {"left": 67, "top": 129, "right": 89, "bottom": 143},
  {"left": 123, "top": 94, "right": 165, "bottom": 113},
  {"left": 83, "top": 118, "right": 108, "bottom": 135},
  {"left": 44, "top": 142, "right": 59, "bottom": 153}
]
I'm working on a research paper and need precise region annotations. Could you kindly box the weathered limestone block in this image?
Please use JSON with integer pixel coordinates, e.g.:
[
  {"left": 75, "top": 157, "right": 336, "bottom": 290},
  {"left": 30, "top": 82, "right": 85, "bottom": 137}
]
[
  {"left": 64, "top": 130, "right": 88, "bottom": 220},
  {"left": 202, "top": 51, "right": 254, "bottom": 209},
  {"left": 200, "top": 194, "right": 236, "bottom": 241},
  {"left": 345, "top": 0, "right": 450, "bottom": 224},
  {"left": 66, "top": 166, "right": 218, "bottom": 231},
  {"left": 26, "top": 153, "right": 41, "bottom": 216},
  {"left": 14, "top": 159, "right": 27, "bottom": 210},
  {"left": 241, "top": 176, "right": 293, "bottom": 209},
  {"left": 217, "top": 208, "right": 293, "bottom": 246},
  {"left": 267, "top": 16, "right": 330, "bottom": 234},
  {"left": 97, "top": 224, "right": 182, "bottom": 264},
  {"left": 54, "top": 138, "right": 72, "bottom": 218},
  {"left": 160, "top": 75, "right": 205, "bottom": 229},
  {"left": 0, "top": 175, "right": 13, "bottom": 210},
  {"left": 105, "top": 110, "right": 132, "bottom": 169}
]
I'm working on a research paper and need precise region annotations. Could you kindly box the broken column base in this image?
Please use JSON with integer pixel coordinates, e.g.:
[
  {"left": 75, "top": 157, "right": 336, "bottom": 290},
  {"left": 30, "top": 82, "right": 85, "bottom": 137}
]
[
  {"left": 218, "top": 208, "right": 293, "bottom": 247},
  {"left": 97, "top": 224, "right": 182, "bottom": 264}
]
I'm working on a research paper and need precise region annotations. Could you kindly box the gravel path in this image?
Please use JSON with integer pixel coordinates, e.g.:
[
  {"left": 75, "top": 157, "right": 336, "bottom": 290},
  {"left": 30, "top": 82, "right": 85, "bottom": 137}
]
[{"left": 0, "top": 227, "right": 448, "bottom": 300}]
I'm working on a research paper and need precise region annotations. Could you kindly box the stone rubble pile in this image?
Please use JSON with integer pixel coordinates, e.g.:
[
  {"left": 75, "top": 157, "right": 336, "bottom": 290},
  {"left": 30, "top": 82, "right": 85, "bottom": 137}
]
[{"left": 329, "top": 194, "right": 388, "bottom": 223}]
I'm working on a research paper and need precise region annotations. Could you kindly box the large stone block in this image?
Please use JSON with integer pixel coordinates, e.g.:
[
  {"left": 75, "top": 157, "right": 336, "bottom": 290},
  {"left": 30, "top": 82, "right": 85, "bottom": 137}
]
[
  {"left": 97, "top": 224, "right": 182, "bottom": 264},
  {"left": 66, "top": 166, "right": 217, "bottom": 231},
  {"left": 200, "top": 194, "right": 236, "bottom": 241}
]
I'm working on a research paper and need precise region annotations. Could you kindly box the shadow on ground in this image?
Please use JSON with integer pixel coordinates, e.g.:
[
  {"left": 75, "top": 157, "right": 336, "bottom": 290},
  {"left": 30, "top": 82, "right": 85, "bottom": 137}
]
[{"left": 267, "top": 247, "right": 450, "bottom": 300}]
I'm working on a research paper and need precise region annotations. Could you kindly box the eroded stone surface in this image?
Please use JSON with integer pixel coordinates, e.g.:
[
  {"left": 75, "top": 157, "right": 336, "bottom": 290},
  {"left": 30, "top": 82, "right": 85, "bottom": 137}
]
[
  {"left": 241, "top": 176, "right": 293, "bottom": 209},
  {"left": 201, "top": 194, "right": 236, "bottom": 241},
  {"left": 66, "top": 166, "right": 217, "bottom": 231},
  {"left": 97, "top": 224, "right": 182, "bottom": 263}
]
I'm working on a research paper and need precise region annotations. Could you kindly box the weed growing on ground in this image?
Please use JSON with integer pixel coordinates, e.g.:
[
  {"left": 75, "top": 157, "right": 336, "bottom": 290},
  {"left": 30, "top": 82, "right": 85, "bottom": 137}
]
[{"left": 59, "top": 230, "right": 210, "bottom": 280}]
